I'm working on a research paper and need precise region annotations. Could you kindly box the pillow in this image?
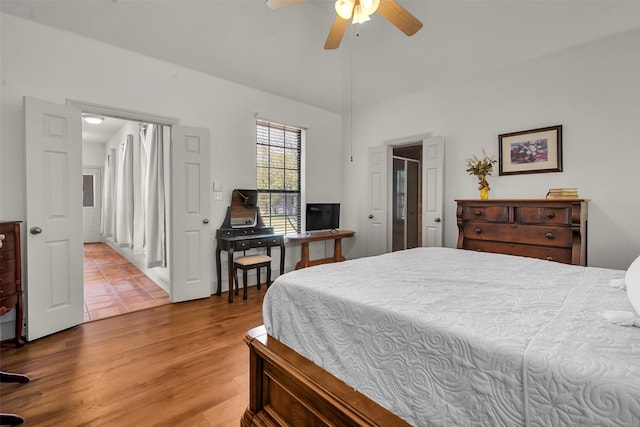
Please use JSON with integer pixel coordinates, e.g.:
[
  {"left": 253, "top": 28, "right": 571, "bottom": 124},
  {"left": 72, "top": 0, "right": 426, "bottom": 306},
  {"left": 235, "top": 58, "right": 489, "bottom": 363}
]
[{"left": 626, "top": 255, "right": 640, "bottom": 316}]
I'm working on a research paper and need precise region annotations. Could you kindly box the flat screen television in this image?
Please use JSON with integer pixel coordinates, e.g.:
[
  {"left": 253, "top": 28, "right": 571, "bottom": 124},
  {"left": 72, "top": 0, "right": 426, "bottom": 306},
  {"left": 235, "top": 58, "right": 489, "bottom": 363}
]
[{"left": 305, "top": 203, "right": 340, "bottom": 232}]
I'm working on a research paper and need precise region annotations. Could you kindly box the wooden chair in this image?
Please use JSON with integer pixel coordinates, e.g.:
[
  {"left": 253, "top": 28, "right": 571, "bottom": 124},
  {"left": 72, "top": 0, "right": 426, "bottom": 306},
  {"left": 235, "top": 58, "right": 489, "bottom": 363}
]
[{"left": 232, "top": 254, "right": 272, "bottom": 301}]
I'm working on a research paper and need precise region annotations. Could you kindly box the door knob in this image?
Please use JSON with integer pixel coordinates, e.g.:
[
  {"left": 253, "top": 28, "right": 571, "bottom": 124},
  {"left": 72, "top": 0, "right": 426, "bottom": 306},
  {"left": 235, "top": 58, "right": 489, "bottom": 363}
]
[
  {"left": 434, "top": 218, "right": 441, "bottom": 223},
  {"left": 30, "top": 226, "right": 43, "bottom": 235},
  {"left": 202, "top": 218, "right": 210, "bottom": 224},
  {"left": 368, "top": 214, "right": 373, "bottom": 219}
]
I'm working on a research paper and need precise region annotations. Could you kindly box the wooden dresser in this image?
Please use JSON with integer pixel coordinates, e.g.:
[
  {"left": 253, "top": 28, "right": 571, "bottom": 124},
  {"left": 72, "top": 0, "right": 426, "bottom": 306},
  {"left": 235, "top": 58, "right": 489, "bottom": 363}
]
[
  {"left": 0, "top": 221, "right": 25, "bottom": 346},
  {"left": 455, "top": 199, "right": 588, "bottom": 266}
]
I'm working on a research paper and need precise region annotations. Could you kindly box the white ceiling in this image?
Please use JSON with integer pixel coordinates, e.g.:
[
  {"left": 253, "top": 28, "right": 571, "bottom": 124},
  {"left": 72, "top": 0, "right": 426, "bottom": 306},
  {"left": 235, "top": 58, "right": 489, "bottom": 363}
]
[
  {"left": 3, "top": 0, "right": 640, "bottom": 117},
  {"left": 81, "top": 115, "right": 132, "bottom": 145}
]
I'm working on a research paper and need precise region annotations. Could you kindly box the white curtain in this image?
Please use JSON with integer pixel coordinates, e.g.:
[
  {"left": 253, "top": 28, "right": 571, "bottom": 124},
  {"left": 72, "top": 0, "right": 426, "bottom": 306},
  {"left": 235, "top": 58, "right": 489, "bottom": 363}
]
[
  {"left": 133, "top": 128, "right": 147, "bottom": 254},
  {"left": 115, "top": 134, "right": 134, "bottom": 247},
  {"left": 100, "top": 148, "right": 117, "bottom": 239},
  {"left": 141, "top": 124, "right": 166, "bottom": 268}
]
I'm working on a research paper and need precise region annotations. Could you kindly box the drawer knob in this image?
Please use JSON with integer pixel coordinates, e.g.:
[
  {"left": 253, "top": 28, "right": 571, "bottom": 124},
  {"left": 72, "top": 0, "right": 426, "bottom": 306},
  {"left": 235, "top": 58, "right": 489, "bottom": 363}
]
[
  {"left": 546, "top": 212, "right": 555, "bottom": 219},
  {"left": 473, "top": 210, "right": 481, "bottom": 216},
  {"left": 545, "top": 232, "right": 555, "bottom": 239},
  {"left": 474, "top": 228, "right": 482, "bottom": 234}
]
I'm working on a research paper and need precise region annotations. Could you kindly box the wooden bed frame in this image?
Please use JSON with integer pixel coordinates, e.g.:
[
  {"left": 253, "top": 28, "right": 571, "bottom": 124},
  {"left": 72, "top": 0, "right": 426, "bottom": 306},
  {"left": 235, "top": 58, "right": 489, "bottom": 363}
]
[{"left": 242, "top": 325, "right": 409, "bottom": 426}]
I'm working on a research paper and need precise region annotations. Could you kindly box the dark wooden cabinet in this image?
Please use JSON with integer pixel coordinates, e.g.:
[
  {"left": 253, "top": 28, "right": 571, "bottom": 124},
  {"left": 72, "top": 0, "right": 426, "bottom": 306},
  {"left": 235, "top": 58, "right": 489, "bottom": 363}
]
[
  {"left": 0, "top": 221, "right": 25, "bottom": 346},
  {"left": 456, "top": 199, "right": 588, "bottom": 266}
]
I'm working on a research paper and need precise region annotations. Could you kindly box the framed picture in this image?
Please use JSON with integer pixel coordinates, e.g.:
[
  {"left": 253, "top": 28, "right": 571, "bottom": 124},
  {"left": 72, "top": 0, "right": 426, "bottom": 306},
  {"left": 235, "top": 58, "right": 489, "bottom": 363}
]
[{"left": 498, "top": 125, "right": 563, "bottom": 175}]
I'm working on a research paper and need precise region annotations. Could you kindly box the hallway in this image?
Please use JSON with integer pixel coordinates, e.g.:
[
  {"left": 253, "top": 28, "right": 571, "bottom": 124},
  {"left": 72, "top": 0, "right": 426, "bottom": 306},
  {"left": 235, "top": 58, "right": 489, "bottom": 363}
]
[{"left": 83, "top": 243, "right": 169, "bottom": 322}]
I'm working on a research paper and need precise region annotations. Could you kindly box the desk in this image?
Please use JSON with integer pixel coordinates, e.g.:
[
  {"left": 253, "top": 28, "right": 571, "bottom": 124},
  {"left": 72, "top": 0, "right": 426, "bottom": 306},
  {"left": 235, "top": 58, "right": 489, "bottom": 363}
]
[
  {"left": 216, "top": 231, "right": 285, "bottom": 302},
  {"left": 287, "top": 230, "right": 355, "bottom": 270}
]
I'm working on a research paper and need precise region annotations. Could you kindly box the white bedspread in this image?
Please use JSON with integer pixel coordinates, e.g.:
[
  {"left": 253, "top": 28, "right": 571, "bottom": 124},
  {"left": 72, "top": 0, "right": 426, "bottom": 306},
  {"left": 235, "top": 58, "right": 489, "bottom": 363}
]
[{"left": 263, "top": 248, "right": 640, "bottom": 426}]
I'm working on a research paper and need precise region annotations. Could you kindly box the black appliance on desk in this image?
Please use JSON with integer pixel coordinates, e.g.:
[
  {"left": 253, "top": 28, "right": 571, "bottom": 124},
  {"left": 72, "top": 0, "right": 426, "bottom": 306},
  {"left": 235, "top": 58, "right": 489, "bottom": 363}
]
[{"left": 215, "top": 189, "right": 285, "bottom": 302}]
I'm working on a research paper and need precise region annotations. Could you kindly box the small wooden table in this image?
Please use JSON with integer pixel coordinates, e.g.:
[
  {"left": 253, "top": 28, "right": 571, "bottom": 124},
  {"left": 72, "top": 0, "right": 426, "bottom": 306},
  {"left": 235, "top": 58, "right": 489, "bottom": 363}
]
[{"left": 287, "top": 230, "right": 355, "bottom": 270}]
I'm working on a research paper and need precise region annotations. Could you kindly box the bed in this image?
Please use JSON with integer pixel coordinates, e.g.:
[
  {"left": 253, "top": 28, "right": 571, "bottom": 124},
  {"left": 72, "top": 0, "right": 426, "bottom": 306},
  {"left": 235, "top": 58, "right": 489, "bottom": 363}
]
[{"left": 242, "top": 247, "right": 640, "bottom": 426}]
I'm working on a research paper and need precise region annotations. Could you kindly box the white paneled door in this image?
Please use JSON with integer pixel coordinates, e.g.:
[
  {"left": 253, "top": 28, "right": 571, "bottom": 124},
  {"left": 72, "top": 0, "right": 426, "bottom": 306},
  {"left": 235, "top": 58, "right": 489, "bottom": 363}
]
[
  {"left": 367, "top": 145, "right": 391, "bottom": 256},
  {"left": 170, "top": 125, "right": 212, "bottom": 302},
  {"left": 25, "top": 97, "right": 84, "bottom": 341},
  {"left": 423, "top": 136, "right": 445, "bottom": 247}
]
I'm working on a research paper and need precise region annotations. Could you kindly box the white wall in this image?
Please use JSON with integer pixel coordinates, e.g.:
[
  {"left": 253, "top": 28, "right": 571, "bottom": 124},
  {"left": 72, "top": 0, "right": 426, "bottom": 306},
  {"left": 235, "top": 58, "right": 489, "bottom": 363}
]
[
  {"left": 83, "top": 142, "right": 106, "bottom": 168},
  {"left": 0, "top": 12, "right": 342, "bottom": 258},
  {"left": 0, "top": 14, "right": 343, "bottom": 339},
  {"left": 342, "top": 28, "right": 640, "bottom": 270}
]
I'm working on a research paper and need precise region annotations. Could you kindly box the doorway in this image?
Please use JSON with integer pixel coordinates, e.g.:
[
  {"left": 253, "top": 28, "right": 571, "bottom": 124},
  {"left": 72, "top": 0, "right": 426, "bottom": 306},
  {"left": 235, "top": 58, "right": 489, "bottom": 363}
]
[
  {"left": 367, "top": 135, "right": 443, "bottom": 257},
  {"left": 81, "top": 115, "right": 169, "bottom": 322},
  {"left": 392, "top": 145, "right": 422, "bottom": 251}
]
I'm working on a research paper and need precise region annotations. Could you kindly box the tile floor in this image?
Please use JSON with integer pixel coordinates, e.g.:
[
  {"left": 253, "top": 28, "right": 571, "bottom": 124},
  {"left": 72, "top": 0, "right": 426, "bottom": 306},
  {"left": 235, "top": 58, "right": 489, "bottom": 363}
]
[{"left": 83, "top": 243, "right": 170, "bottom": 322}]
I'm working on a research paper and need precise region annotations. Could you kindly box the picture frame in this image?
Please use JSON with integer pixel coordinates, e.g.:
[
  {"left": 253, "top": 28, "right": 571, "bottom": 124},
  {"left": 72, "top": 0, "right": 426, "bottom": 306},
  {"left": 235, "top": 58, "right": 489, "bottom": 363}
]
[{"left": 498, "top": 125, "right": 563, "bottom": 175}]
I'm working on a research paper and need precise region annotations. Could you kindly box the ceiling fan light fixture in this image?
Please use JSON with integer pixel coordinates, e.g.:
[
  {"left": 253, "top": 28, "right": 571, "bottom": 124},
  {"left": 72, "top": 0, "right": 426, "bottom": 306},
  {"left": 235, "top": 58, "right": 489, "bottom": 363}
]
[
  {"left": 335, "top": 0, "right": 354, "bottom": 20},
  {"left": 359, "top": 0, "right": 379, "bottom": 15},
  {"left": 352, "top": 4, "right": 371, "bottom": 24},
  {"left": 82, "top": 114, "right": 104, "bottom": 125}
]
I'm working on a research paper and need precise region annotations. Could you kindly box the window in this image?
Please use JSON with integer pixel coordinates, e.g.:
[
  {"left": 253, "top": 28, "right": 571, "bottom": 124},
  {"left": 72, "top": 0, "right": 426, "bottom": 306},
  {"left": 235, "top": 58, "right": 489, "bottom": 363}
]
[
  {"left": 82, "top": 174, "right": 95, "bottom": 207},
  {"left": 256, "top": 119, "right": 303, "bottom": 235}
]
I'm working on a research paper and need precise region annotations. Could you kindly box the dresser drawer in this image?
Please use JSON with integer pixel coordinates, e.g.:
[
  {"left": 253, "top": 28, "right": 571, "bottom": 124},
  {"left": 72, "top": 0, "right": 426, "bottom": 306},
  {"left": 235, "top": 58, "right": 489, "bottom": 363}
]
[
  {"left": 461, "top": 206, "right": 509, "bottom": 222},
  {"left": 0, "top": 224, "right": 16, "bottom": 238},
  {"left": 0, "top": 242, "right": 16, "bottom": 261},
  {"left": 1, "top": 268, "right": 16, "bottom": 285},
  {"left": 0, "top": 279, "right": 17, "bottom": 297},
  {"left": 255, "top": 237, "right": 282, "bottom": 247},
  {"left": 0, "top": 292, "right": 18, "bottom": 313},
  {"left": 1, "top": 257, "right": 16, "bottom": 273},
  {"left": 462, "top": 223, "right": 573, "bottom": 247},
  {"left": 217, "top": 230, "right": 234, "bottom": 239},
  {"left": 514, "top": 207, "right": 571, "bottom": 225},
  {"left": 234, "top": 240, "right": 252, "bottom": 250},
  {"left": 462, "top": 240, "right": 573, "bottom": 264}
]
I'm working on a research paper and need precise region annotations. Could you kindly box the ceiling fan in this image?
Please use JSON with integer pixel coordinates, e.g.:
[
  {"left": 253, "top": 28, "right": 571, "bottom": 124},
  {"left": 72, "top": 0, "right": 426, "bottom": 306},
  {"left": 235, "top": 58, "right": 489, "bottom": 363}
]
[{"left": 266, "top": 0, "right": 423, "bottom": 50}]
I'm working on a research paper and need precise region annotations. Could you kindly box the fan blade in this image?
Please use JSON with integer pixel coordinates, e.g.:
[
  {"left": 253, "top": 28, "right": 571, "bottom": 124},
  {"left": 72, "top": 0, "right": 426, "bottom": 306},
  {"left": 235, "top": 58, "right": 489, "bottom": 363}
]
[
  {"left": 324, "top": 15, "right": 350, "bottom": 50},
  {"left": 377, "top": 0, "right": 423, "bottom": 36},
  {"left": 266, "top": 0, "right": 303, "bottom": 9}
]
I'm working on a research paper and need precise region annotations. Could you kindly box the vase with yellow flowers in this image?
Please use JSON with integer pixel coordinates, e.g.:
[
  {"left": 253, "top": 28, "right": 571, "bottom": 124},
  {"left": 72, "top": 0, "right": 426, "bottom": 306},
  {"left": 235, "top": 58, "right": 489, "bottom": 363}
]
[{"left": 465, "top": 150, "right": 497, "bottom": 200}]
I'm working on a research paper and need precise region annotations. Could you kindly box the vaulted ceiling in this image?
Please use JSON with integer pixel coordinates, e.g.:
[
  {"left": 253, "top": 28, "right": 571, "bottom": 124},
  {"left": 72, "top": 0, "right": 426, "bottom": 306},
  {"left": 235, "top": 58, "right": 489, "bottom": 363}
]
[{"left": 3, "top": 1, "right": 640, "bottom": 114}]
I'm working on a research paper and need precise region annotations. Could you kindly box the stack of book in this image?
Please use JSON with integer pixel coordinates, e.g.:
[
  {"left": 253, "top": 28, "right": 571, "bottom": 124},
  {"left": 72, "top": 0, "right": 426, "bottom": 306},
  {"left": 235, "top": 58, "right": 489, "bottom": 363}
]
[{"left": 546, "top": 188, "right": 579, "bottom": 199}]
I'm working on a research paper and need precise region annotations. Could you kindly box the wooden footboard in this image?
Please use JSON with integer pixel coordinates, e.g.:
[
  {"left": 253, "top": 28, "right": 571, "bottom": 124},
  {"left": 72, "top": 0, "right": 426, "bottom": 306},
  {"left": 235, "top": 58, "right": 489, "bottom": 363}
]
[{"left": 242, "top": 326, "right": 409, "bottom": 427}]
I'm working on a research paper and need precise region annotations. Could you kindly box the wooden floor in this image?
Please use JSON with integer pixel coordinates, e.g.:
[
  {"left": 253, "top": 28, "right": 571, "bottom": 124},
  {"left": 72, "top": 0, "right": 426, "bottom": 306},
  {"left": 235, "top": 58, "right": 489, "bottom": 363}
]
[{"left": 0, "top": 287, "right": 266, "bottom": 426}]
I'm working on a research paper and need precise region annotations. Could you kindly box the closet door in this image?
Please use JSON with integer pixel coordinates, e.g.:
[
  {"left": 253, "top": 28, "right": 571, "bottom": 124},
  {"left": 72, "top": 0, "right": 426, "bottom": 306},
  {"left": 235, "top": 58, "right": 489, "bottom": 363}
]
[
  {"left": 24, "top": 96, "right": 84, "bottom": 341},
  {"left": 170, "top": 125, "right": 212, "bottom": 302}
]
